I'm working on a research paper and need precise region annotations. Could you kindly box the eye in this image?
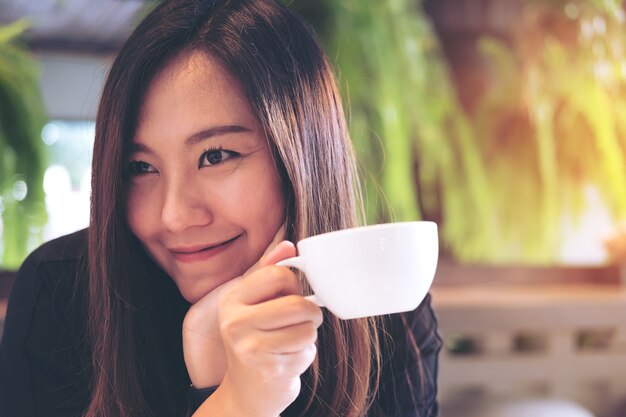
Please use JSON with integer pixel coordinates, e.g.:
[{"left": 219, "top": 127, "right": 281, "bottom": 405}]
[
  {"left": 199, "top": 148, "right": 239, "bottom": 168},
  {"left": 129, "top": 160, "right": 157, "bottom": 176}
]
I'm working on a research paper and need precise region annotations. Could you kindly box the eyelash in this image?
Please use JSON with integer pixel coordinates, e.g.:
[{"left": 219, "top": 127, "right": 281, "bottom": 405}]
[
  {"left": 129, "top": 160, "right": 156, "bottom": 176},
  {"left": 128, "top": 147, "right": 240, "bottom": 176},
  {"left": 198, "top": 147, "right": 240, "bottom": 168}
]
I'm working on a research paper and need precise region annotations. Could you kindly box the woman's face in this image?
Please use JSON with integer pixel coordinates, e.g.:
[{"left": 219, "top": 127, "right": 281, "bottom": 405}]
[{"left": 127, "top": 50, "right": 286, "bottom": 303}]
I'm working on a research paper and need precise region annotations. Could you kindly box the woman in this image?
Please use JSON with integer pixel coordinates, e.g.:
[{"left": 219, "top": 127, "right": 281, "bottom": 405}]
[{"left": 0, "top": 0, "right": 442, "bottom": 416}]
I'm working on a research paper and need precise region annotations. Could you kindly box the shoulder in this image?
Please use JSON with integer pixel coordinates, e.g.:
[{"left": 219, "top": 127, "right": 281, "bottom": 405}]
[
  {"left": 23, "top": 228, "right": 88, "bottom": 268},
  {"left": 383, "top": 293, "right": 442, "bottom": 355},
  {"left": 2, "top": 228, "right": 90, "bottom": 352},
  {"left": 3, "top": 229, "right": 89, "bottom": 337},
  {"left": 14, "top": 229, "right": 88, "bottom": 293},
  {"left": 404, "top": 293, "right": 442, "bottom": 355},
  {"left": 0, "top": 230, "right": 91, "bottom": 416},
  {"left": 374, "top": 294, "right": 442, "bottom": 416}
]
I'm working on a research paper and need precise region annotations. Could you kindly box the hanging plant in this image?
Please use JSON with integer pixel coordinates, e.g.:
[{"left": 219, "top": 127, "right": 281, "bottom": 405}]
[
  {"left": 0, "top": 20, "right": 48, "bottom": 269},
  {"left": 470, "top": 0, "right": 626, "bottom": 262},
  {"left": 292, "top": 0, "right": 499, "bottom": 261},
  {"left": 295, "top": 0, "right": 626, "bottom": 264}
]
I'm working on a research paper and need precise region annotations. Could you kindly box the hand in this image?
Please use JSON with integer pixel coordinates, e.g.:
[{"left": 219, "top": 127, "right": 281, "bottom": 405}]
[
  {"left": 183, "top": 225, "right": 293, "bottom": 387},
  {"left": 215, "top": 247, "right": 322, "bottom": 416}
]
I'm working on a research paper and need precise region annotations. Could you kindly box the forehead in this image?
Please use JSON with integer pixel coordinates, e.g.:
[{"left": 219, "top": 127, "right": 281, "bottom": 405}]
[
  {"left": 141, "top": 50, "right": 238, "bottom": 110},
  {"left": 134, "top": 50, "right": 257, "bottom": 141},
  {"left": 157, "top": 50, "right": 230, "bottom": 88}
]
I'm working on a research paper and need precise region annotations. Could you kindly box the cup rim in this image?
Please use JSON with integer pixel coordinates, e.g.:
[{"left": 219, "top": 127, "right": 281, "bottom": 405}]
[{"left": 298, "top": 220, "right": 437, "bottom": 244}]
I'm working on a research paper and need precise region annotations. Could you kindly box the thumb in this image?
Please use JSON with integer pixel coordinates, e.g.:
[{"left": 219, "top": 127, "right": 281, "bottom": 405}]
[{"left": 259, "top": 240, "right": 296, "bottom": 267}]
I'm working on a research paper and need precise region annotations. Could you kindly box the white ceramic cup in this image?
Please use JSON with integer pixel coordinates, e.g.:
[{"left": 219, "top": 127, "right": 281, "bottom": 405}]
[{"left": 276, "top": 221, "right": 438, "bottom": 320}]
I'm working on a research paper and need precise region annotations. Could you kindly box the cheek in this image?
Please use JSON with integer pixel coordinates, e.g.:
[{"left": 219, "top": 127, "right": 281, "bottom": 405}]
[
  {"left": 126, "top": 186, "right": 156, "bottom": 238},
  {"left": 250, "top": 169, "right": 285, "bottom": 221},
  {"left": 221, "top": 166, "right": 286, "bottom": 231}
]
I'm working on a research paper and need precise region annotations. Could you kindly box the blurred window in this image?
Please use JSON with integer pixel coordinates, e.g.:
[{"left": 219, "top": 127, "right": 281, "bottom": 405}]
[{"left": 41, "top": 120, "right": 94, "bottom": 241}]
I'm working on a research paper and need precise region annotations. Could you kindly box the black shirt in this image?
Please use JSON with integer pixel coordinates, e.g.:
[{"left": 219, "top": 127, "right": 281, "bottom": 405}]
[{"left": 0, "top": 230, "right": 442, "bottom": 417}]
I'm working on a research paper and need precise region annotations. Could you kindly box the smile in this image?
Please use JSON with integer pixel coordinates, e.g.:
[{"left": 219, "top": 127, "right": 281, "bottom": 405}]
[{"left": 169, "top": 235, "right": 241, "bottom": 263}]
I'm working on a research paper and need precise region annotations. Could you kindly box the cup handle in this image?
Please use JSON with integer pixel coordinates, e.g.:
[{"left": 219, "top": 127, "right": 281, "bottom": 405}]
[
  {"left": 276, "top": 256, "right": 325, "bottom": 308},
  {"left": 304, "top": 294, "right": 325, "bottom": 307},
  {"left": 276, "top": 255, "right": 304, "bottom": 270}
]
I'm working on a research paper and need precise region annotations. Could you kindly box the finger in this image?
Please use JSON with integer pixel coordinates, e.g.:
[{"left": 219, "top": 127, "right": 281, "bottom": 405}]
[
  {"left": 269, "top": 344, "right": 317, "bottom": 378},
  {"left": 263, "top": 322, "right": 319, "bottom": 354},
  {"left": 234, "top": 265, "right": 301, "bottom": 305},
  {"left": 250, "top": 295, "right": 323, "bottom": 331},
  {"left": 242, "top": 321, "right": 319, "bottom": 356},
  {"left": 259, "top": 240, "right": 296, "bottom": 267},
  {"left": 244, "top": 342, "right": 317, "bottom": 380}
]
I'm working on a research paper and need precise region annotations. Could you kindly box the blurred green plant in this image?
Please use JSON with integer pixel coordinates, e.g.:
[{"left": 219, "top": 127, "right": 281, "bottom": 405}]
[
  {"left": 472, "top": 0, "right": 626, "bottom": 262},
  {"left": 295, "top": 0, "right": 626, "bottom": 264},
  {"left": 293, "top": 0, "right": 498, "bottom": 261},
  {"left": 0, "top": 20, "right": 47, "bottom": 269}
]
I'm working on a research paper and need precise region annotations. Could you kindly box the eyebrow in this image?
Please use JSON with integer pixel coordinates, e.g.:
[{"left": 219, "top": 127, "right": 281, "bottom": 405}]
[
  {"left": 185, "top": 125, "right": 251, "bottom": 145},
  {"left": 131, "top": 125, "right": 251, "bottom": 153}
]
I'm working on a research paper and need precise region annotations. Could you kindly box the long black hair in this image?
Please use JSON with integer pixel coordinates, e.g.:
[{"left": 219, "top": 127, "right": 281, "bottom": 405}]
[{"left": 87, "top": 1, "right": 412, "bottom": 416}]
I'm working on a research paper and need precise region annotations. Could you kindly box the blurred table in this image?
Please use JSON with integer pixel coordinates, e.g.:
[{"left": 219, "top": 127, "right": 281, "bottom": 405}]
[
  {"left": 431, "top": 283, "right": 626, "bottom": 417},
  {"left": 431, "top": 283, "right": 626, "bottom": 331}
]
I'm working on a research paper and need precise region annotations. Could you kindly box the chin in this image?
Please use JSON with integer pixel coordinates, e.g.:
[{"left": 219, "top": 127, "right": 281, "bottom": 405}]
[
  {"left": 175, "top": 281, "right": 210, "bottom": 303},
  {"left": 175, "top": 274, "right": 232, "bottom": 304},
  {"left": 178, "top": 288, "right": 200, "bottom": 304}
]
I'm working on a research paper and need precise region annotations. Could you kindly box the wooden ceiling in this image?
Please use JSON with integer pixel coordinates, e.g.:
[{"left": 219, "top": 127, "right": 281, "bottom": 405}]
[{"left": 0, "top": 0, "right": 151, "bottom": 53}]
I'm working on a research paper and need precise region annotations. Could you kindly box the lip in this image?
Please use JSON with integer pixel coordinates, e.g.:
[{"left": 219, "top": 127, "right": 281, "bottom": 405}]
[{"left": 169, "top": 235, "right": 241, "bottom": 263}]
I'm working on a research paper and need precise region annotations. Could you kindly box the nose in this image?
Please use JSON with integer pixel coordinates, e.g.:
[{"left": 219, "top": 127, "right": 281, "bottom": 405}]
[{"left": 161, "top": 177, "right": 213, "bottom": 233}]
